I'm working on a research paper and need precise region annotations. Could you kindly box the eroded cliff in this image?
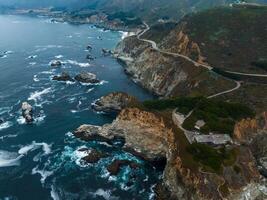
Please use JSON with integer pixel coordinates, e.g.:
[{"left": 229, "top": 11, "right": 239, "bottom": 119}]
[{"left": 74, "top": 105, "right": 266, "bottom": 199}]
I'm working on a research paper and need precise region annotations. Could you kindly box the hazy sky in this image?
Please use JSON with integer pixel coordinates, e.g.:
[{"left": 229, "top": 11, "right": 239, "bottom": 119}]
[{"left": 0, "top": 0, "right": 88, "bottom": 7}]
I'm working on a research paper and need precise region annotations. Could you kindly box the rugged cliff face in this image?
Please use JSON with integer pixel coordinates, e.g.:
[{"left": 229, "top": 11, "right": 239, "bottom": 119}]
[
  {"left": 115, "top": 35, "right": 235, "bottom": 97},
  {"left": 75, "top": 108, "right": 171, "bottom": 161},
  {"left": 233, "top": 112, "right": 267, "bottom": 143},
  {"left": 233, "top": 112, "right": 267, "bottom": 178},
  {"left": 74, "top": 105, "right": 266, "bottom": 199}
]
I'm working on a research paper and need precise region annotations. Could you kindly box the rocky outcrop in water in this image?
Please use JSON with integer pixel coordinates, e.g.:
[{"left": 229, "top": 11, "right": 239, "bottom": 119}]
[
  {"left": 50, "top": 60, "right": 62, "bottom": 67},
  {"left": 74, "top": 108, "right": 170, "bottom": 161},
  {"left": 86, "top": 54, "right": 95, "bottom": 60},
  {"left": 75, "top": 72, "right": 100, "bottom": 84},
  {"left": 107, "top": 160, "right": 140, "bottom": 176},
  {"left": 81, "top": 149, "right": 108, "bottom": 164},
  {"left": 74, "top": 106, "right": 266, "bottom": 200},
  {"left": 92, "top": 92, "right": 137, "bottom": 114},
  {"left": 52, "top": 72, "right": 74, "bottom": 82},
  {"left": 102, "top": 48, "right": 113, "bottom": 56},
  {"left": 22, "top": 102, "right": 34, "bottom": 123}
]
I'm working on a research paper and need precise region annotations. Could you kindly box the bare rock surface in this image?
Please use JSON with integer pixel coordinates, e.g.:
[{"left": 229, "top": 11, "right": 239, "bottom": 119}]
[
  {"left": 75, "top": 72, "right": 100, "bottom": 84},
  {"left": 52, "top": 72, "right": 74, "bottom": 82},
  {"left": 92, "top": 92, "right": 137, "bottom": 114}
]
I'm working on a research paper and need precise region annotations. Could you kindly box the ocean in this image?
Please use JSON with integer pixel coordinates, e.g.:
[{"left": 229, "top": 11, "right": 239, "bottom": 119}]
[{"left": 0, "top": 15, "right": 160, "bottom": 200}]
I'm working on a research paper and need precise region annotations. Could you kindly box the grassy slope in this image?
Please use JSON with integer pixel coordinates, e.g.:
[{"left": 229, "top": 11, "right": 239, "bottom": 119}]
[{"left": 162, "top": 6, "right": 267, "bottom": 73}]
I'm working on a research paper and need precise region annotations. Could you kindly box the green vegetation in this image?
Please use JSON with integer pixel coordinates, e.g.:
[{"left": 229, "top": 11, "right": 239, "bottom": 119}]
[
  {"left": 251, "top": 58, "right": 267, "bottom": 72},
  {"left": 107, "top": 12, "right": 142, "bottom": 26},
  {"left": 144, "top": 97, "right": 255, "bottom": 135},
  {"left": 183, "top": 98, "right": 255, "bottom": 135},
  {"left": 143, "top": 96, "right": 202, "bottom": 114},
  {"left": 187, "top": 143, "right": 236, "bottom": 172},
  {"left": 142, "top": 22, "right": 178, "bottom": 43},
  {"left": 212, "top": 68, "right": 242, "bottom": 81},
  {"left": 178, "top": 6, "right": 267, "bottom": 73}
]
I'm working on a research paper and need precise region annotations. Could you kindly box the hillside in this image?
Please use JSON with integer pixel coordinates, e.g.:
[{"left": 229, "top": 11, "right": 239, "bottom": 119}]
[
  {"left": 116, "top": 4, "right": 267, "bottom": 112},
  {"left": 158, "top": 5, "right": 267, "bottom": 74}
]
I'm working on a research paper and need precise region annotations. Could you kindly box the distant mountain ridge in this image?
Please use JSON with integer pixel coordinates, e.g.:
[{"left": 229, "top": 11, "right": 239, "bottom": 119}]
[{"left": 1, "top": 0, "right": 267, "bottom": 22}]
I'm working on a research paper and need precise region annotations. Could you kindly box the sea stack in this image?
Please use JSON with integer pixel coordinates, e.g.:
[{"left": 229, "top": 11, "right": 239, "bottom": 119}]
[
  {"left": 22, "top": 102, "right": 34, "bottom": 123},
  {"left": 75, "top": 72, "right": 100, "bottom": 84}
]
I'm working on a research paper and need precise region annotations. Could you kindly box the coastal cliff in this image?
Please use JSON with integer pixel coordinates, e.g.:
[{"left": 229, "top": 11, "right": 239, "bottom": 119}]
[
  {"left": 74, "top": 96, "right": 266, "bottom": 199},
  {"left": 115, "top": 35, "right": 235, "bottom": 97}
]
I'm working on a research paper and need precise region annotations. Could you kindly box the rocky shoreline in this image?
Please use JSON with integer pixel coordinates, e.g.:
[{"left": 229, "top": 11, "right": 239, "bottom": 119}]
[
  {"left": 73, "top": 92, "right": 267, "bottom": 200},
  {"left": 7, "top": 8, "right": 266, "bottom": 199}
]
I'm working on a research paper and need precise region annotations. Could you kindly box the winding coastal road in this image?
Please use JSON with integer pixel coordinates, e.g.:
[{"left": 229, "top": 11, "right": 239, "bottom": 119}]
[{"left": 135, "top": 23, "right": 267, "bottom": 98}]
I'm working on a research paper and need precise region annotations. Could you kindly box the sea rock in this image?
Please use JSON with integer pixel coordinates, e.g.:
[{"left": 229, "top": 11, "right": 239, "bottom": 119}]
[
  {"left": 82, "top": 149, "right": 108, "bottom": 164},
  {"left": 50, "top": 60, "right": 62, "bottom": 67},
  {"left": 86, "top": 54, "right": 95, "bottom": 60},
  {"left": 102, "top": 48, "right": 113, "bottom": 56},
  {"left": 74, "top": 125, "right": 108, "bottom": 142},
  {"left": 74, "top": 72, "right": 100, "bottom": 84},
  {"left": 0, "top": 118, "right": 4, "bottom": 124},
  {"left": 107, "top": 160, "right": 140, "bottom": 176},
  {"left": 92, "top": 92, "right": 137, "bottom": 114},
  {"left": 74, "top": 108, "right": 170, "bottom": 161},
  {"left": 21, "top": 102, "right": 34, "bottom": 123},
  {"left": 52, "top": 72, "right": 74, "bottom": 82},
  {"left": 86, "top": 45, "right": 92, "bottom": 50}
]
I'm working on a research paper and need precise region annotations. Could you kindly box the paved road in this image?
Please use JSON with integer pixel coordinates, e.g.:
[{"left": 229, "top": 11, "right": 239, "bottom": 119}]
[
  {"left": 207, "top": 81, "right": 241, "bottom": 99},
  {"left": 135, "top": 23, "right": 267, "bottom": 98},
  {"left": 138, "top": 23, "right": 267, "bottom": 78}
]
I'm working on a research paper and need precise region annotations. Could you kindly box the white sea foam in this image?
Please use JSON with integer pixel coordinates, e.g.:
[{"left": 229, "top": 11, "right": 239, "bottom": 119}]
[
  {"left": 90, "top": 189, "right": 118, "bottom": 200},
  {"left": 0, "top": 121, "right": 13, "bottom": 131},
  {"left": 0, "top": 55, "right": 7, "bottom": 58},
  {"left": 33, "top": 75, "right": 40, "bottom": 82},
  {"left": 65, "top": 60, "right": 90, "bottom": 67},
  {"left": 0, "top": 107, "right": 11, "bottom": 115},
  {"left": 50, "top": 185, "right": 60, "bottom": 200},
  {"left": 0, "top": 150, "right": 22, "bottom": 167},
  {"left": 73, "top": 147, "right": 90, "bottom": 167},
  {"left": 55, "top": 55, "right": 63, "bottom": 59},
  {"left": 35, "top": 113, "right": 46, "bottom": 125},
  {"left": 29, "top": 62, "right": 37, "bottom": 66},
  {"left": 17, "top": 116, "right": 26, "bottom": 125},
  {"left": 40, "top": 70, "right": 55, "bottom": 75},
  {"left": 18, "top": 141, "right": 52, "bottom": 155},
  {"left": 120, "top": 31, "right": 135, "bottom": 40},
  {"left": 32, "top": 166, "right": 53, "bottom": 184},
  {"left": 28, "top": 87, "right": 52, "bottom": 102},
  {"left": 4, "top": 51, "right": 13, "bottom": 54},
  {"left": 65, "top": 131, "right": 74, "bottom": 138},
  {"left": 80, "top": 80, "right": 108, "bottom": 86},
  {"left": 86, "top": 88, "right": 94, "bottom": 93},
  {"left": 35, "top": 45, "right": 63, "bottom": 49},
  {"left": 149, "top": 184, "right": 157, "bottom": 200},
  {"left": 0, "top": 134, "right": 17, "bottom": 141},
  {"left": 27, "top": 55, "right": 38, "bottom": 59},
  {"left": 65, "top": 81, "right": 76, "bottom": 85}
]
